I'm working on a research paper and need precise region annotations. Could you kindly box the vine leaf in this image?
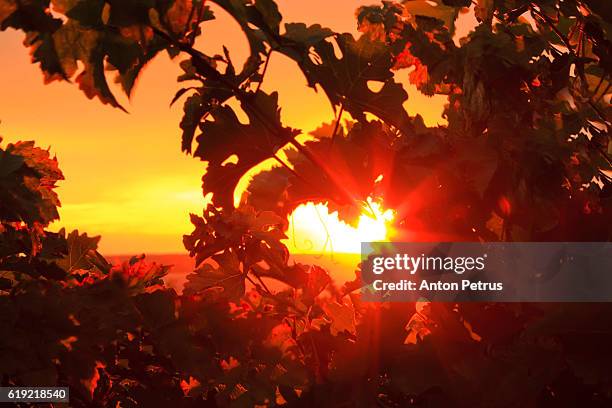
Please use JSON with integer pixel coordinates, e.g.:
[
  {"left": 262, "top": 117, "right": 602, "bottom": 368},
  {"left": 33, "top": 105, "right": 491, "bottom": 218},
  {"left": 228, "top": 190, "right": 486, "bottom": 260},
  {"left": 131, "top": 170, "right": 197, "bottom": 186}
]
[
  {"left": 110, "top": 256, "right": 170, "bottom": 289},
  {"left": 402, "top": 0, "right": 461, "bottom": 34},
  {"left": 57, "top": 229, "right": 106, "bottom": 273},
  {"left": 304, "top": 265, "right": 331, "bottom": 300},
  {"left": 194, "top": 91, "right": 299, "bottom": 209},
  {"left": 283, "top": 32, "right": 411, "bottom": 133},
  {"left": 0, "top": 0, "right": 191, "bottom": 109},
  {"left": 180, "top": 93, "right": 207, "bottom": 152},
  {"left": 322, "top": 300, "right": 356, "bottom": 336},
  {"left": 280, "top": 23, "right": 333, "bottom": 60},
  {"left": 0, "top": 141, "right": 64, "bottom": 226},
  {"left": 184, "top": 205, "right": 286, "bottom": 269},
  {"left": 442, "top": 0, "right": 471, "bottom": 7},
  {"left": 274, "top": 121, "right": 394, "bottom": 224},
  {"left": 253, "top": 0, "right": 282, "bottom": 33},
  {"left": 245, "top": 165, "right": 292, "bottom": 216},
  {"left": 184, "top": 250, "right": 245, "bottom": 300}
]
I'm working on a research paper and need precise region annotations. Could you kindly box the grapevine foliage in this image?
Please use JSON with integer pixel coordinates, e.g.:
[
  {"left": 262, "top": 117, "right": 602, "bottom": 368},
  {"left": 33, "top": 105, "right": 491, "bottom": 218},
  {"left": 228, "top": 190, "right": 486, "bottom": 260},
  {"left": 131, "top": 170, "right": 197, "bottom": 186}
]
[{"left": 1, "top": 0, "right": 612, "bottom": 406}]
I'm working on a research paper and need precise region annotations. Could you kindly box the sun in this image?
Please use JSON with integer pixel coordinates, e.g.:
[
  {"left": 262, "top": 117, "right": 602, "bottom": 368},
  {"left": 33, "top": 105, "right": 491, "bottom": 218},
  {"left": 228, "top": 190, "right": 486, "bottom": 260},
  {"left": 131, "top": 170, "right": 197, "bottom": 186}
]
[{"left": 283, "top": 198, "right": 395, "bottom": 255}]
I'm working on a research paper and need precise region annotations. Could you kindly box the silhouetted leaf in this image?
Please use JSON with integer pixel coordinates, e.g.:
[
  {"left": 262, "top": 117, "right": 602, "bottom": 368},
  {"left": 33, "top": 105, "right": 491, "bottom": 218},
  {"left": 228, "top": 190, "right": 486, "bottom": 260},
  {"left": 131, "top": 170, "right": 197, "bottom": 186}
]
[
  {"left": 184, "top": 250, "right": 245, "bottom": 300},
  {"left": 195, "top": 91, "right": 298, "bottom": 209},
  {"left": 283, "top": 33, "right": 412, "bottom": 133},
  {"left": 57, "top": 229, "right": 107, "bottom": 273},
  {"left": 0, "top": 140, "right": 63, "bottom": 226}
]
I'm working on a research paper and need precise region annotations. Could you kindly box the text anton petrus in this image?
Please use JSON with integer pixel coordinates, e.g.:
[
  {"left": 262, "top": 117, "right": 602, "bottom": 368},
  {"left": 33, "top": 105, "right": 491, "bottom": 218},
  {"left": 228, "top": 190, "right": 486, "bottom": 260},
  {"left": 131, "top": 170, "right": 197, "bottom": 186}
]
[{"left": 360, "top": 242, "right": 612, "bottom": 302}]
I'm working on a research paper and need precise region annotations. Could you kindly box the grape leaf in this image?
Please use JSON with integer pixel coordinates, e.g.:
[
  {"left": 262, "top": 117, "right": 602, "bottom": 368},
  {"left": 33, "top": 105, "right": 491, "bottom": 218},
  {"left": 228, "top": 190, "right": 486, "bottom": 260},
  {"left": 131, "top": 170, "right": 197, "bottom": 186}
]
[
  {"left": 194, "top": 90, "right": 299, "bottom": 209},
  {"left": 57, "top": 229, "right": 109, "bottom": 274},
  {"left": 402, "top": 0, "right": 460, "bottom": 34},
  {"left": 110, "top": 256, "right": 170, "bottom": 289},
  {"left": 0, "top": 0, "right": 199, "bottom": 109},
  {"left": 322, "top": 300, "right": 356, "bottom": 336},
  {"left": 184, "top": 205, "right": 286, "bottom": 268},
  {"left": 282, "top": 32, "right": 412, "bottom": 134},
  {"left": 280, "top": 22, "right": 333, "bottom": 61},
  {"left": 253, "top": 120, "right": 395, "bottom": 224},
  {"left": 184, "top": 250, "right": 245, "bottom": 300},
  {"left": 442, "top": 0, "right": 471, "bottom": 7},
  {"left": 177, "top": 54, "right": 238, "bottom": 153},
  {"left": 0, "top": 141, "right": 64, "bottom": 226}
]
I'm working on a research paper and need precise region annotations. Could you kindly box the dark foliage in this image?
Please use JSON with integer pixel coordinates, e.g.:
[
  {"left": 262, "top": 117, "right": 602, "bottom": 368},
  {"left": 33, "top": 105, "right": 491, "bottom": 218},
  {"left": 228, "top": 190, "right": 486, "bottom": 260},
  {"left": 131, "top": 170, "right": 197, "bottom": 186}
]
[{"left": 1, "top": 0, "right": 611, "bottom": 406}]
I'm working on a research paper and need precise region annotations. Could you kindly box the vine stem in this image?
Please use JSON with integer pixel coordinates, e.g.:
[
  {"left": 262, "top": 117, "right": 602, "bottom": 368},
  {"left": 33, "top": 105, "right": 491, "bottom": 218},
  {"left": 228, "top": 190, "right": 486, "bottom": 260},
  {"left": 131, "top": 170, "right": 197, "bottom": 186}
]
[
  {"left": 588, "top": 101, "right": 611, "bottom": 126},
  {"left": 244, "top": 271, "right": 272, "bottom": 296},
  {"left": 329, "top": 103, "right": 345, "bottom": 147},
  {"left": 567, "top": 19, "right": 578, "bottom": 44},
  {"left": 591, "top": 74, "right": 606, "bottom": 98},
  {"left": 594, "top": 82, "right": 611, "bottom": 104},
  {"left": 245, "top": 269, "right": 305, "bottom": 315},
  {"left": 255, "top": 49, "right": 272, "bottom": 93},
  {"left": 529, "top": 4, "right": 573, "bottom": 51}
]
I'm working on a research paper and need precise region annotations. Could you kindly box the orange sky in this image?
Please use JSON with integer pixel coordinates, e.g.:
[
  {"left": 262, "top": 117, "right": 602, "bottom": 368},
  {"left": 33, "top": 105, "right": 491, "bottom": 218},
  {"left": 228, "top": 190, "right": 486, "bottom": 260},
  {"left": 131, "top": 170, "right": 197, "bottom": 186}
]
[{"left": 0, "top": 1, "right": 465, "bottom": 254}]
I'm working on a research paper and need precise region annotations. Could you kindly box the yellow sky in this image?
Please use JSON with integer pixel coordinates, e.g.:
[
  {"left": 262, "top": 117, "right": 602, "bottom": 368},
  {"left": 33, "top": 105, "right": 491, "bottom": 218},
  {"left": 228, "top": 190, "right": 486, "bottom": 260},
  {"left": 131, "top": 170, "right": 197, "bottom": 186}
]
[{"left": 0, "top": 1, "right": 459, "bottom": 254}]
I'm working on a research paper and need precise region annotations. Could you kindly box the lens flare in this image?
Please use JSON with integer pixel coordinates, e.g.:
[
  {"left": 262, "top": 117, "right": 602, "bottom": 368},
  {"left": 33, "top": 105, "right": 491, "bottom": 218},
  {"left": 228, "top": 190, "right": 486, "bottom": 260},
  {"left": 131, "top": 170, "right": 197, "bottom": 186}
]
[{"left": 284, "top": 198, "right": 395, "bottom": 255}]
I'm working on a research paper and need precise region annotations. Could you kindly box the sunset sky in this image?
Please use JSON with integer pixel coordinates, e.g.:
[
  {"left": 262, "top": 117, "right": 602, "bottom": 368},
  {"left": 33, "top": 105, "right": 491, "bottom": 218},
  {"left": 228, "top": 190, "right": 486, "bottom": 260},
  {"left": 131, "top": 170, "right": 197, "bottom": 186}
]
[{"left": 0, "top": 1, "right": 468, "bottom": 254}]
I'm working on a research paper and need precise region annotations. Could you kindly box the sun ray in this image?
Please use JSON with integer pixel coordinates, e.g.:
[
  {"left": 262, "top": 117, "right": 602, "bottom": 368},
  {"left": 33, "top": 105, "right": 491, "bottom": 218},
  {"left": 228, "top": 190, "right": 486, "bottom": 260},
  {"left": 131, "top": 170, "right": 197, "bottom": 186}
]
[{"left": 284, "top": 198, "right": 395, "bottom": 255}]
